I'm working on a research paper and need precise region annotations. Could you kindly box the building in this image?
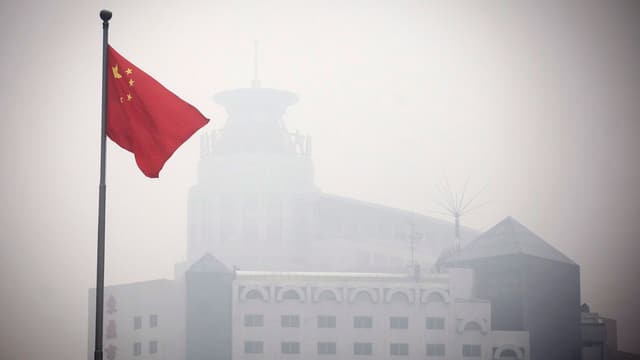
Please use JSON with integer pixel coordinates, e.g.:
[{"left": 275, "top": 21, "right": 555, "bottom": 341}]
[
  {"left": 443, "top": 217, "right": 581, "bottom": 360},
  {"left": 88, "top": 280, "right": 185, "bottom": 360},
  {"left": 185, "top": 82, "right": 476, "bottom": 274},
  {"left": 90, "top": 80, "right": 606, "bottom": 360},
  {"left": 230, "top": 261, "right": 529, "bottom": 360},
  {"left": 90, "top": 254, "right": 530, "bottom": 360},
  {"left": 581, "top": 303, "right": 618, "bottom": 360}
]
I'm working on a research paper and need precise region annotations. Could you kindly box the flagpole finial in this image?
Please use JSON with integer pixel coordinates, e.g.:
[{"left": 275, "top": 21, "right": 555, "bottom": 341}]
[{"left": 100, "top": 10, "right": 112, "bottom": 22}]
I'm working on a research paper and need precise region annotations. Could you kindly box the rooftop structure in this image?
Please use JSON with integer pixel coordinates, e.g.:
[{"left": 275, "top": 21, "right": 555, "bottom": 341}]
[
  {"left": 444, "top": 217, "right": 581, "bottom": 360},
  {"left": 447, "top": 216, "right": 575, "bottom": 265}
]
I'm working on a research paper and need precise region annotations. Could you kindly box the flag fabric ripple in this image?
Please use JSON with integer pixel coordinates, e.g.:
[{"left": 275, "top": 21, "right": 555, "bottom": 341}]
[{"left": 107, "top": 46, "right": 209, "bottom": 178}]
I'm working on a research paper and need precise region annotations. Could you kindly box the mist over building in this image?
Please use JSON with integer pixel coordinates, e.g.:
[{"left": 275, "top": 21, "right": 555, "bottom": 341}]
[
  {"left": 89, "top": 79, "right": 620, "bottom": 360},
  {"left": 184, "top": 80, "right": 475, "bottom": 273}
]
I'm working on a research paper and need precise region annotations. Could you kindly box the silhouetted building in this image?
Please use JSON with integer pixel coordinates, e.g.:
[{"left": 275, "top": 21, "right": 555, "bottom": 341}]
[
  {"left": 444, "top": 217, "right": 581, "bottom": 360},
  {"left": 581, "top": 303, "right": 618, "bottom": 360}
]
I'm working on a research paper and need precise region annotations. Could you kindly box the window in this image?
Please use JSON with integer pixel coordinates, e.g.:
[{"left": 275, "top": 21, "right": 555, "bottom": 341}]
[
  {"left": 318, "top": 315, "right": 336, "bottom": 328},
  {"left": 149, "top": 314, "right": 158, "bottom": 328},
  {"left": 245, "top": 289, "right": 265, "bottom": 301},
  {"left": 318, "top": 290, "right": 337, "bottom": 302},
  {"left": 281, "top": 342, "right": 300, "bottom": 354},
  {"left": 463, "top": 344, "right": 481, "bottom": 357},
  {"left": 354, "top": 316, "right": 373, "bottom": 328},
  {"left": 281, "top": 314, "right": 300, "bottom": 328},
  {"left": 390, "top": 292, "right": 410, "bottom": 303},
  {"left": 463, "top": 321, "right": 482, "bottom": 332},
  {"left": 426, "top": 292, "right": 445, "bottom": 303},
  {"left": 354, "top": 342, "right": 373, "bottom": 355},
  {"left": 282, "top": 289, "right": 301, "bottom": 300},
  {"left": 244, "top": 341, "right": 263, "bottom": 354},
  {"left": 133, "top": 316, "right": 142, "bottom": 330},
  {"left": 149, "top": 340, "right": 158, "bottom": 354},
  {"left": 499, "top": 349, "right": 518, "bottom": 358},
  {"left": 353, "top": 291, "right": 374, "bottom": 303},
  {"left": 244, "top": 314, "right": 264, "bottom": 327},
  {"left": 133, "top": 342, "right": 142, "bottom": 356},
  {"left": 426, "top": 344, "right": 445, "bottom": 356},
  {"left": 390, "top": 343, "right": 409, "bottom": 356},
  {"left": 426, "top": 317, "right": 445, "bottom": 330},
  {"left": 390, "top": 316, "right": 408, "bottom": 329},
  {"left": 318, "top": 342, "right": 337, "bottom": 355}
]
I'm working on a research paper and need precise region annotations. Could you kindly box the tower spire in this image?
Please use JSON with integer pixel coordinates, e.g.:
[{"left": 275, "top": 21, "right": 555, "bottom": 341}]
[{"left": 252, "top": 40, "right": 260, "bottom": 88}]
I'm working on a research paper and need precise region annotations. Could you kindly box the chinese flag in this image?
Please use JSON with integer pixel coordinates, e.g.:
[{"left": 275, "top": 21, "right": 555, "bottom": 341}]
[{"left": 107, "top": 46, "right": 209, "bottom": 178}]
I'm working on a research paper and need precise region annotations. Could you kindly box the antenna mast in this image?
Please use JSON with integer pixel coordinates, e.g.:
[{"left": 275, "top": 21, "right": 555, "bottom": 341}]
[
  {"left": 435, "top": 177, "right": 487, "bottom": 251},
  {"left": 407, "top": 215, "right": 423, "bottom": 280},
  {"left": 406, "top": 214, "right": 423, "bottom": 265},
  {"left": 409, "top": 221, "right": 416, "bottom": 266},
  {"left": 252, "top": 40, "right": 260, "bottom": 88}
]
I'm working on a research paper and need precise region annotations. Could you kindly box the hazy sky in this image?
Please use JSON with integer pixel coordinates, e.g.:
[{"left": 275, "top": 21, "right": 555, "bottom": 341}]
[{"left": 1, "top": 0, "right": 639, "bottom": 358}]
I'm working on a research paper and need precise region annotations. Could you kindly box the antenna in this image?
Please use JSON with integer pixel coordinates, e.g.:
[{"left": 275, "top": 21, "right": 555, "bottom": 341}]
[
  {"left": 407, "top": 214, "right": 423, "bottom": 280},
  {"left": 409, "top": 221, "right": 416, "bottom": 267},
  {"left": 435, "top": 176, "right": 487, "bottom": 251},
  {"left": 407, "top": 213, "right": 423, "bottom": 267},
  {"left": 252, "top": 40, "right": 260, "bottom": 88}
]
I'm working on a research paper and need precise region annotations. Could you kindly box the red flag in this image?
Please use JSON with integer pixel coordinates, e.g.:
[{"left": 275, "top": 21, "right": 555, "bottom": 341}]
[{"left": 107, "top": 46, "right": 208, "bottom": 178}]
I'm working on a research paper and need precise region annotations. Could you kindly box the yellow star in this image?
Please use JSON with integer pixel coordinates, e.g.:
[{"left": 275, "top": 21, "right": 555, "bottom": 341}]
[
  {"left": 127, "top": 93, "right": 132, "bottom": 101},
  {"left": 128, "top": 79, "right": 135, "bottom": 87},
  {"left": 125, "top": 68, "right": 132, "bottom": 75},
  {"left": 112, "top": 65, "right": 122, "bottom": 79}
]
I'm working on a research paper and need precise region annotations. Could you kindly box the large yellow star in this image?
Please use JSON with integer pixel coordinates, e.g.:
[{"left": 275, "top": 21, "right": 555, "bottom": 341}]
[
  {"left": 129, "top": 79, "right": 135, "bottom": 87},
  {"left": 112, "top": 65, "right": 122, "bottom": 79},
  {"left": 125, "top": 68, "right": 132, "bottom": 76}
]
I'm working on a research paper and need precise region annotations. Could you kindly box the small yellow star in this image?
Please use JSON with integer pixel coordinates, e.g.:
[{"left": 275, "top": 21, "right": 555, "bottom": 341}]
[
  {"left": 126, "top": 93, "right": 132, "bottom": 101},
  {"left": 125, "top": 68, "right": 132, "bottom": 75},
  {"left": 128, "top": 78, "right": 135, "bottom": 87}
]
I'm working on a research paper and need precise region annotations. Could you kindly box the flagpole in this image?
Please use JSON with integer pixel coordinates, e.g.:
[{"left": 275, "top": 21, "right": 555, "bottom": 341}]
[{"left": 94, "top": 9, "right": 111, "bottom": 360}]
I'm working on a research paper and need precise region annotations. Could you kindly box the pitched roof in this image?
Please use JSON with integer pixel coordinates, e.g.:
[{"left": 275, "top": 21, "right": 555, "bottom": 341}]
[
  {"left": 187, "top": 253, "right": 231, "bottom": 273},
  {"left": 447, "top": 216, "right": 576, "bottom": 265}
]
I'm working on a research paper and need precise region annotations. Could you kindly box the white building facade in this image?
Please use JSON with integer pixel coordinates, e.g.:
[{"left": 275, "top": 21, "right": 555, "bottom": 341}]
[
  {"left": 89, "top": 259, "right": 528, "bottom": 360},
  {"left": 232, "top": 267, "right": 528, "bottom": 360},
  {"left": 88, "top": 280, "right": 186, "bottom": 360}
]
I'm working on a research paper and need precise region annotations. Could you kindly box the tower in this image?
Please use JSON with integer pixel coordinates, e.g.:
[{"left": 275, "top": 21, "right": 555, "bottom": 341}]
[
  {"left": 184, "top": 45, "right": 477, "bottom": 274},
  {"left": 187, "top": 61, "right": 317, "bottom": 269}
]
